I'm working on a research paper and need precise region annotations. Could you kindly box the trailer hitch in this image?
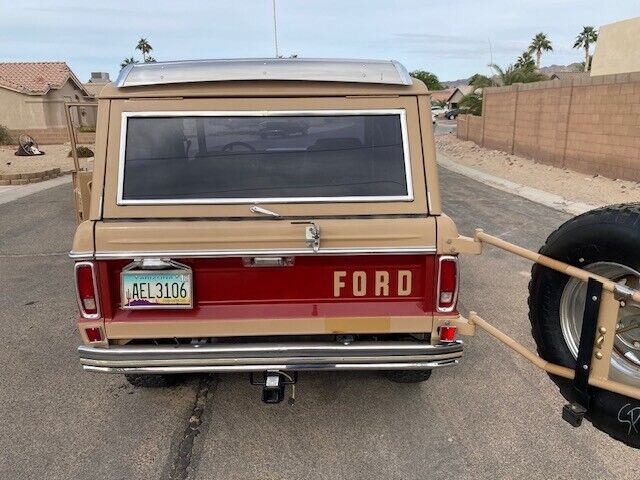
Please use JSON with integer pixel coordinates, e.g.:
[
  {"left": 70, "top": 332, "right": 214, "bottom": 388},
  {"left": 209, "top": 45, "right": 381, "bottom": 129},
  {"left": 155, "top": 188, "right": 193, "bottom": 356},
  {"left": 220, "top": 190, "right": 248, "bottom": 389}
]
[{"left": 250, "top": 371, "right": 298, "bottom": 404}]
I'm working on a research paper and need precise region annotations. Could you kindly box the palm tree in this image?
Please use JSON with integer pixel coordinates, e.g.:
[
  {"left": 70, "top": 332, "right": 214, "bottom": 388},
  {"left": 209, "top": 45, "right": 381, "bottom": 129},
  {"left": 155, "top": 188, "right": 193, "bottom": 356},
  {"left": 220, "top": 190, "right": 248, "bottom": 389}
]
[
  {"left": 489, "top": 63, "right": 547, "bottom": 86},
  {"left": 462, "top": 73, "right": 498, "bottom": 116},
  {"left": 136, "top": 38, "right": 153, "bottom": 63},
  {"left": 515, "top": 51, "right": 535, "bottom": 71},
  {"left": 468, "top": 73, "right": 495, "bottom": 89},
  {"left": 459, "top": 93, "right": 483, "bottom": 116},
  {"left": 120, "top": 57, "right": 138, "bottom": 69},
  {"left": 528, "top": 32, "right": 553, "bottom": 69},
  {"left": 574, "top": 26, "right": 598, "bottom": 71}
]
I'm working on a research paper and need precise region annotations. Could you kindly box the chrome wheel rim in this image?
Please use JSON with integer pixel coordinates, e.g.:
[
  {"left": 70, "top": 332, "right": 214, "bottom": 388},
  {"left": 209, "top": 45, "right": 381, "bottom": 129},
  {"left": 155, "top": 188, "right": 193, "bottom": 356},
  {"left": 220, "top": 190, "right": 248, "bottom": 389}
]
[{"left": 560, "top": 262, "right": 640, "bottom": 387}]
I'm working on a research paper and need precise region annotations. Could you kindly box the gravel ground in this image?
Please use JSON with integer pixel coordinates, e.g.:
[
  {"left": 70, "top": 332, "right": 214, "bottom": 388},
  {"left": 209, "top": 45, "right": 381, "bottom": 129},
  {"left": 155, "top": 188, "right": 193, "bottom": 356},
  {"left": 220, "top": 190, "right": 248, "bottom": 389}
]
[
  {"left": 436, "top": 134, "right": 640, "bottom": 206},
  {"left": 0, "top": 144, "right": 94, "bottom": 174}
]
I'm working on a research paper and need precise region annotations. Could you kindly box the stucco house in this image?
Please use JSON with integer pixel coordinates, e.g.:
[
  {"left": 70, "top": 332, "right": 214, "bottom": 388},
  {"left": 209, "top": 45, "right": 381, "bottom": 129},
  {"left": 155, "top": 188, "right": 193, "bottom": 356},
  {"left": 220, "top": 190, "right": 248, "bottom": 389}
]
[
  {"left": 83, "top": 72, "right": 111, "bottom": 98},
  {"left": 591, "top": 16, "right": 640, "bottom": 76},
  {"left": 0, "top": 62, "right": 95, "bottom": 142},
  {"left": 430, "top": 88, "right": 454, "bottom": 105},
  {"left": 446, "top": 85, "right": 474, "bottom": 109}
]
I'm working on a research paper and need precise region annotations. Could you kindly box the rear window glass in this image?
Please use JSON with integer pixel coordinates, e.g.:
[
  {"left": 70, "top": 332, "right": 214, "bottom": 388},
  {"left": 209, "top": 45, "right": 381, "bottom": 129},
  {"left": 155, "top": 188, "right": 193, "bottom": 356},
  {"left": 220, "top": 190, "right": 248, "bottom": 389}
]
[{"left": 119, "top": 110, "right": 412, "bottom": 204}]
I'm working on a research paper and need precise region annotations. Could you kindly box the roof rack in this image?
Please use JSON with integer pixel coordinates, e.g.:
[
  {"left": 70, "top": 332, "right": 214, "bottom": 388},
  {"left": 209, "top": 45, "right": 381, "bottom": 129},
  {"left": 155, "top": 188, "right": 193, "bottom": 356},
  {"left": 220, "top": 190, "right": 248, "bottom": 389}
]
[{"left": 115, "top": 58, "right": 413, "bottom": 88}]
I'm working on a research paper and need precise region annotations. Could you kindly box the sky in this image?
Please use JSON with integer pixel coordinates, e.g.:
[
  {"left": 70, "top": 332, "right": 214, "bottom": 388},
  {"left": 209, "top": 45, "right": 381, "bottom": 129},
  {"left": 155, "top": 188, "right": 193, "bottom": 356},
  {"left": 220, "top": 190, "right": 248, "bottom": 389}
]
[{"left": 0, "top": 0, "right": 637, "bottom": 83}]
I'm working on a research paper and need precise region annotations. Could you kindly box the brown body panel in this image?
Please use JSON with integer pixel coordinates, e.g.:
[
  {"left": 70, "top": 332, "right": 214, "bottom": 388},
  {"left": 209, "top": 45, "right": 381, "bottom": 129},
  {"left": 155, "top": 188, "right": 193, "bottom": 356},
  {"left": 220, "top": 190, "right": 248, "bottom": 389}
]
[
  {"left": 71, "top": 60, "right": 640, "bottom": 413},
  {"left": 101, "top": 96, "right": 430, "bottom": 219},
  {"left": 71, "top": 60, "right": 464, "bottom": 360},
  {"left": 91, "top": 218, "right": 437, "bottom": 257}
]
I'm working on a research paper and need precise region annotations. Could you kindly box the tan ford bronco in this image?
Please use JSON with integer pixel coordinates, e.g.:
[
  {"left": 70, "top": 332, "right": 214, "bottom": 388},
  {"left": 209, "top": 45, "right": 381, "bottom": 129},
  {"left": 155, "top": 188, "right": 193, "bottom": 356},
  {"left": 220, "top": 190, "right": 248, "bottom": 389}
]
[{"left": 69, "top": 58, "right": 639, "bottom": 447}]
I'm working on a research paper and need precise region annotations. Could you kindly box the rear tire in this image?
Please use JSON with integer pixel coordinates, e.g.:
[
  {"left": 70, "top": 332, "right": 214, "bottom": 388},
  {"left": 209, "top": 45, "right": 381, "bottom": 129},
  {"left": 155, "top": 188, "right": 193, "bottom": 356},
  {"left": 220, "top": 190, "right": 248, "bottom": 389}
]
[
  {"left": 529, "top": 203, "right": 640, "bottom": 448},
  {"left": 124, "top": 374, "right": 186, "bottom": 388},
  {"left": 383, "top": 369, "right": 432, "bottom": 383}
]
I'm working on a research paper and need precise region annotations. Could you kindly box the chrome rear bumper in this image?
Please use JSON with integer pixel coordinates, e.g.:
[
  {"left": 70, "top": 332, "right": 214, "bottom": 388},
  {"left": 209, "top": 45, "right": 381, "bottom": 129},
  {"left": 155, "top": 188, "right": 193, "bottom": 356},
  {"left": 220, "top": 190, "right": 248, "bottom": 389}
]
[{"left": 79, "top": 340, "right": 463, "bottom": 374}]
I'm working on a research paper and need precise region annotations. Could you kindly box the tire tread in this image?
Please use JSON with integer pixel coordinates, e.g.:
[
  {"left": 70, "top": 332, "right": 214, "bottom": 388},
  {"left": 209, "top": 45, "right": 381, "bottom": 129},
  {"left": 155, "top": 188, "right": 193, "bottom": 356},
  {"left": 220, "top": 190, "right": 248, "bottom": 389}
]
[{"left": 528, "top": 203, "right": 640, "bottom": 448}]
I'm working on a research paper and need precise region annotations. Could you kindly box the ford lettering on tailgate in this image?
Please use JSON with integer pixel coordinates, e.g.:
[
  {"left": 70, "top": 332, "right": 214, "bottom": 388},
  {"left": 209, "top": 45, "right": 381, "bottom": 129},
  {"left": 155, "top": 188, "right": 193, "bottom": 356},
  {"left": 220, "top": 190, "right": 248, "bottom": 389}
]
[{"left": 333, "top": 270, "right": 412, "bottom": 297}]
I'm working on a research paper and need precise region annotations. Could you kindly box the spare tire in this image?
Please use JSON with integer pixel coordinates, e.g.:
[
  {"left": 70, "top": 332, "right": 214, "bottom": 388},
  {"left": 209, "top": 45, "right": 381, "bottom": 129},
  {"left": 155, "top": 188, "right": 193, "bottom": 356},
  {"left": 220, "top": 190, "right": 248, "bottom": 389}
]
[{"left": 529, "top": 203, "right": 640, "bottom": 448}]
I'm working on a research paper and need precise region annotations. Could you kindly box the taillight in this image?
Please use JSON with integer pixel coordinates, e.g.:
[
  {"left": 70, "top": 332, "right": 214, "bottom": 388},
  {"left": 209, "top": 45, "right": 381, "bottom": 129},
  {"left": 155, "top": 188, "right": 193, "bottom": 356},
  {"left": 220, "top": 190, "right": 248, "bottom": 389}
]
[
  {"left": 436, "top": 256, "right": 458, "bottom": 312},
  {"left": 438, "top": 325, "right": 457, "bottom": 342},
  {"left": 85, "top": 327, "right": 103, "bottom": 342},
  {"left": 75, "top": 262, "right": 100, "bottom": 319}
]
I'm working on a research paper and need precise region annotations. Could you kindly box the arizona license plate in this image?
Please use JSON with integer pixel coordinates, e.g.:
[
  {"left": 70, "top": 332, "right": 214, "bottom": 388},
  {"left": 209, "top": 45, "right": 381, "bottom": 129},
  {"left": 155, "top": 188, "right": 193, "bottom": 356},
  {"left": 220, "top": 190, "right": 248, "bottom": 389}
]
[{"left": 121, "top": 270, "right": 193, "bottom": 309}]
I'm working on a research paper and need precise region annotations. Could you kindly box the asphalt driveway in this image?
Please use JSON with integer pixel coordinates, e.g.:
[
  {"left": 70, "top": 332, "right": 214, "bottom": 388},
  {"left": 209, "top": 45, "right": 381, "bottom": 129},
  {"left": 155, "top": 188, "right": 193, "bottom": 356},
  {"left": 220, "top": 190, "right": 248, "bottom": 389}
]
[{"left": 0, "top": 168, "right": 635, "bottom": 480}]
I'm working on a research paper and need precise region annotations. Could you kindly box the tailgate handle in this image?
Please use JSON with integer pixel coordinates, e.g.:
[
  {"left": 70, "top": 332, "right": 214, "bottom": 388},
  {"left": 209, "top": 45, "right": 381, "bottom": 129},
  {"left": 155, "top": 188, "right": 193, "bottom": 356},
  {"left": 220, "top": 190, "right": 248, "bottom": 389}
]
[
  {"left": 291, "top": 221, "right": 321, "bottom": 253},
  {"left": 243, "top": 257, "right": 294, "bottom": 267}
]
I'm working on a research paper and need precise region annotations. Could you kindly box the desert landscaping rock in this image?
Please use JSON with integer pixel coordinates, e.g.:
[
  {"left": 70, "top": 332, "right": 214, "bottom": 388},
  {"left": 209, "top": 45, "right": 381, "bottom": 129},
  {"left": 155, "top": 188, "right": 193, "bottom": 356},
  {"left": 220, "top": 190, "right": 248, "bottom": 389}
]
[
  {"left": 0, "top": 144, "right": 93, "bottom": 176},
  {"left": 436, "top": 133, "right": 640, "bottom": 206},
  {"left": 1, "top": 145, "right": 90, "bottom": 183}
]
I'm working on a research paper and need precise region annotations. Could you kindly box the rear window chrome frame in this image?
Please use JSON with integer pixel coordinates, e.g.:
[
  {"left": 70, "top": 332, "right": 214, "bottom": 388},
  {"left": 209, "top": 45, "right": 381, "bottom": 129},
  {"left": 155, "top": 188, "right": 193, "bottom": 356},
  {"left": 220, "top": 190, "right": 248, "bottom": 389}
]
[{"left": 116, "top": 109, "right": 414, "bottom": 206}]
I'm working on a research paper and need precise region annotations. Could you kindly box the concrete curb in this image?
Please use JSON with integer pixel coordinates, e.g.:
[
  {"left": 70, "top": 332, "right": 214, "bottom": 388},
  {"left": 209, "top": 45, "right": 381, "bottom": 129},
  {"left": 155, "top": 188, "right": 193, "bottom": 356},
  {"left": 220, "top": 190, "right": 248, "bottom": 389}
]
[{"left": 437, "top": 153, "right": 595, "bottom": 216}]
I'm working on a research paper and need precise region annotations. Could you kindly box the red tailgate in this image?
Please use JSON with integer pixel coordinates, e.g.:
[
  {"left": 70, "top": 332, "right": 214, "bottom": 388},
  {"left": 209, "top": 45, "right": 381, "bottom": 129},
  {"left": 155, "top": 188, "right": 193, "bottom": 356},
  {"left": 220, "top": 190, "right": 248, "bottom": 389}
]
[{"left": 96, "top": 255, "right": 437, "bottom": 322}]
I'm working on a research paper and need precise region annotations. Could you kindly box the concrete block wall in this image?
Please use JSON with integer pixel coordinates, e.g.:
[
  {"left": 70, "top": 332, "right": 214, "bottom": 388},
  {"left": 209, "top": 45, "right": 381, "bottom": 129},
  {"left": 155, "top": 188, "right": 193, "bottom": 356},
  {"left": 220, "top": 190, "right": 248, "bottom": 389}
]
[
  {"left": 457, "top": 73, "right": 640, "bottom": 182},
  {"left": 481, "top": 85, "right": 518, "bottom": 151},
  {"left": 563, "top": 74, "right": 640, "bottom": 180},
  {"left": 457, "top": 114, "right": 484, "bottom": 145},
  {"left": 467, "top": 115, "right": 484, "bottom": 144},
  {"left": 513, "top": 82, "right": 571, "bottom": 165},
  {"left": 457, "top": 115, "right": 469, "bottom": 140}
]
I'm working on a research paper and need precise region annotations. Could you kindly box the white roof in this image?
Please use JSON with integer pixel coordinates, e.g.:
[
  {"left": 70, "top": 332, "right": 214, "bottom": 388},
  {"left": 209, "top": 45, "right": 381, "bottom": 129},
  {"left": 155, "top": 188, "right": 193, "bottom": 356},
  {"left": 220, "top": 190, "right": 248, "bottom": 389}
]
[{"left": 115, "top": 58, "right": 413, "bottom": 88}]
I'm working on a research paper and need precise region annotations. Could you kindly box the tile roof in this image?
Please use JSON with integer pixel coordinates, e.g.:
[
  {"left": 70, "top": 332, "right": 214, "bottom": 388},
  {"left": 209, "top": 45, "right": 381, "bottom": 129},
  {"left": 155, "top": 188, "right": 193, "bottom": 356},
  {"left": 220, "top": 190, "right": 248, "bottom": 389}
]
[
  {"left": 446, "top": 85, "right": 475, "bottom": 102},
  {"left": 430, "top": 89, "right": 455, "bottom": 102},
  {"left": 0, "top": 62, "right": 89, "bottom": 96}
]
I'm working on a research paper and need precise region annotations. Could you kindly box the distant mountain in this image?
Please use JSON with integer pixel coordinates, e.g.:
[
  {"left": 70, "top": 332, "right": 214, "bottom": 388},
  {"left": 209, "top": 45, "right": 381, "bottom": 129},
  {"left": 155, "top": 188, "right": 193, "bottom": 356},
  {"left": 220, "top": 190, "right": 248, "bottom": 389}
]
[
  {"left": 442, "top": 63, "right": 583, "bottom": 88},
  {"left": 441, "top": 78, "right": 471, "bottom": 88},
  {"left": 538, "top": 63, "right": 583, "bottom": 75}
]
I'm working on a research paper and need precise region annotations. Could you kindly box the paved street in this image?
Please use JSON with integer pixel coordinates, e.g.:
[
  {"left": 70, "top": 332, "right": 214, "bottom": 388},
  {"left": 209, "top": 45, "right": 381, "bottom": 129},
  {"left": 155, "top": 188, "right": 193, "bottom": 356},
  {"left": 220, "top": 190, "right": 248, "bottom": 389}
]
[
  {"left": 434, "top": 118, "right": 457, "bottom": 136},
  {"left": 0, "top": 167, "right": 636, "bottom": 480}
]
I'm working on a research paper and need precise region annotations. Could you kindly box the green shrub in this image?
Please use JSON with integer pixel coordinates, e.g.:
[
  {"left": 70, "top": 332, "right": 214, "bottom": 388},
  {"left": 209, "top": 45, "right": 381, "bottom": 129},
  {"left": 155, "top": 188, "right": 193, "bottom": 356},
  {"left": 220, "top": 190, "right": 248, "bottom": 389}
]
[
  {"left": 0, "top": 124, "right": 13, "bottom": 145},
  {"left": 68, "top": 146, "right": 94, "bottom": 158},
  {"left": 459, "top": 94, "right": 483, "bottom": 116}
]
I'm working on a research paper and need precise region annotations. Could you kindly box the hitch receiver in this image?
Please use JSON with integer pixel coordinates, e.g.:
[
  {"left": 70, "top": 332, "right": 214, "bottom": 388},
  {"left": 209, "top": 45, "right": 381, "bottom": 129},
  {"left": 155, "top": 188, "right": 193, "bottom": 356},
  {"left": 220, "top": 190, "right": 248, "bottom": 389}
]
[
  {"left": 263, "top": 372, "right": 285, "bottom": 404},
  {"left": 250, "top": 371, "right": 298, "bottom": 404}
]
